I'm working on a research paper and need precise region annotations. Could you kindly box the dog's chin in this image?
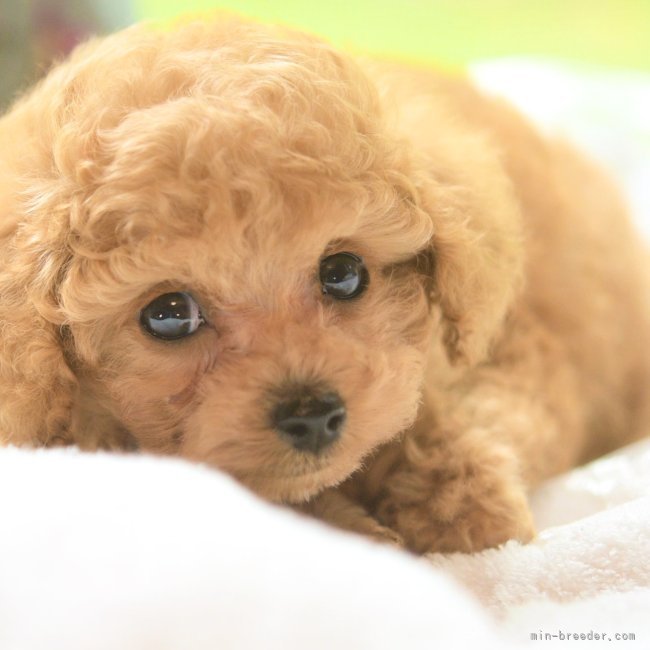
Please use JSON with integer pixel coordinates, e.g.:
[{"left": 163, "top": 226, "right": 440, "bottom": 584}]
[
  {"left": 235, "top": 463, "right": 355, "bottom": 504},
  {"left": 226, "top": 431, "right": 403, "bottom": 504}
]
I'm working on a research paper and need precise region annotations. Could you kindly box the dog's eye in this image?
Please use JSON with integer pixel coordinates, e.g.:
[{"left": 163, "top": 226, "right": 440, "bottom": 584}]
[
  {"left": 140, "top": 292, "right": 205, "bottom": 340},
  {"left": 319, "top": 252, "right": 369, "bottom": 300}
]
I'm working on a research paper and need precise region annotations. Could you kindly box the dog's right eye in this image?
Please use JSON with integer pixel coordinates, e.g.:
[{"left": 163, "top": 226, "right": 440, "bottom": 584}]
[{"left": 140, "top": 292, "right": 205, "bottom": 340}]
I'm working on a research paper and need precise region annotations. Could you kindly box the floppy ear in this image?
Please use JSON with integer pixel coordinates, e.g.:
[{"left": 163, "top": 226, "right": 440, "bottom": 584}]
[
  {"left": 0, "top": 96, "right": 79, "bottom": 446},
  {"left": 0, "top": 232, "right": 78, "bottom": 446},
  {"left": 415, "top": 164, "right": 524, "bottom": 366}
]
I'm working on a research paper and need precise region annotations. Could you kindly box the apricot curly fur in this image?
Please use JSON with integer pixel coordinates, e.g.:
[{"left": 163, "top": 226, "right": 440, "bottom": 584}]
[{"left": 1, "top": 18, "right": 649, "bottom": 553}]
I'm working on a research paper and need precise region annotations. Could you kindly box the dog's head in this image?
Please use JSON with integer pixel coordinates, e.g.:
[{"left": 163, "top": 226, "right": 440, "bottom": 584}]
[{"left": 0, "top": 20, "right": 522, "bottom": 501}]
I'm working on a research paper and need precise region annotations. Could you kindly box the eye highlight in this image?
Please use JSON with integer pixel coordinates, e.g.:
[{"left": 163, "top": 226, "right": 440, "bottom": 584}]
[
  {"left": 319, "top": 252, "right": 369, "bottom": 300},
  {"left": 140, "top": 292, "right": 205, "bottom": 340}
]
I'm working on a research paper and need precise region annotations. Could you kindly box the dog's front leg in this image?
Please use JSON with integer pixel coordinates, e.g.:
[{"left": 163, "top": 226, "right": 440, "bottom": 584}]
[
  {"left": 372, "top": 423, "right": 536, "bottom": 554},
  {"left": 368, "top": 355, "right": 586, "bottom": 554}
]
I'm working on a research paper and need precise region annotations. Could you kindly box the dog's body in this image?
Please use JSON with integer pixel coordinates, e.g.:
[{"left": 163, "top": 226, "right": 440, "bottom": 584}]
[{"left": 1, "top": 20, "right": 648, "bottom": 553}]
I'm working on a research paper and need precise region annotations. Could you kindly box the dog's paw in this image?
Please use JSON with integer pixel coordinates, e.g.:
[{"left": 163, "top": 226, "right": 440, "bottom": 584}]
[
  {"left": 377, "top": 474, "right": 535, "bottom": 554},
  {"left": 421, "top": 492, "right": 535, "bottom": 554}
]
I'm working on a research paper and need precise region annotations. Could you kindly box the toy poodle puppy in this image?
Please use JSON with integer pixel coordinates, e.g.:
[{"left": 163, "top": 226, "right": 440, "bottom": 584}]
[{"left": 1, "top": 19, "right": 649, "bottom": 553}]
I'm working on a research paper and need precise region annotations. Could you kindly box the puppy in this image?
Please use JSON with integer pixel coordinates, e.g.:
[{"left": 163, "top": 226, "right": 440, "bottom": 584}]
[{"left": 1, "top": 19, "right": 649, "bottom": 553}]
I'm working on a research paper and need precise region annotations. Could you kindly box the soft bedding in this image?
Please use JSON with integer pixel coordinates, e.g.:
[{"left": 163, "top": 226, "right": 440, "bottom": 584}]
[{"left": 1, "top": 439, "right": 649, "bottom": 649}]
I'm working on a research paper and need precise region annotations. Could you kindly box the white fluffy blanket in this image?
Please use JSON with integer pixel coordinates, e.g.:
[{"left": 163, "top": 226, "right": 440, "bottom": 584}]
[
  {"left": 1, "top": 440, "right": 649, "bottom": 649},
  {"left": 1, "top": 61, "right": 649, "bottom": 649}
]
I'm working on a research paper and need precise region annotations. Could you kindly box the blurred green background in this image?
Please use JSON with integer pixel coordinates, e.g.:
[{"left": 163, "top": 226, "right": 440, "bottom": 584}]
[
  {"left": 139, "top": 0, "right": 650, "bottom": 69},
  {"left": 1, "top": 0, "right": 649, "bottom": 108}
]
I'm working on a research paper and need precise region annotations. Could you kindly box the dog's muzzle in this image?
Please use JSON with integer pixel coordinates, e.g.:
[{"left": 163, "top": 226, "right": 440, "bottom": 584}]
[{"left": 271, "top": 388, "right": 346, "bottom": 455}]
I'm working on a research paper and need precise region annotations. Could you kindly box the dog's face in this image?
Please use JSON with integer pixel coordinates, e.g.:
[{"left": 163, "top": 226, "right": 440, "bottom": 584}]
[
  {"left": 68, "top": 154, "right": 436, "bottom": 501},
  {"left": 0, "top": 21, "right": 522, "bottom": 503},
  {"left": 46, "top": 22, "right": 437, "bottom": 503},
  {"left": 71, "top": 188, "right": 434, "bottom": 502}
]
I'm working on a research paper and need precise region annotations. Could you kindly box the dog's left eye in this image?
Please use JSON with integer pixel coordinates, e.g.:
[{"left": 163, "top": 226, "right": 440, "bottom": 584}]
[
  {"left": 319, "top": 252, "right": 369, "bottom": 300},
  {"left": 140, "top": 292, "right": 205, "bottom": 340}
]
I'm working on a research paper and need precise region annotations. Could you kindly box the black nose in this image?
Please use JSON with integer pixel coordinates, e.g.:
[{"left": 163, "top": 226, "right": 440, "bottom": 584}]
[{"left": 272, "top": 391, "right": 346, "bottom": 454}]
